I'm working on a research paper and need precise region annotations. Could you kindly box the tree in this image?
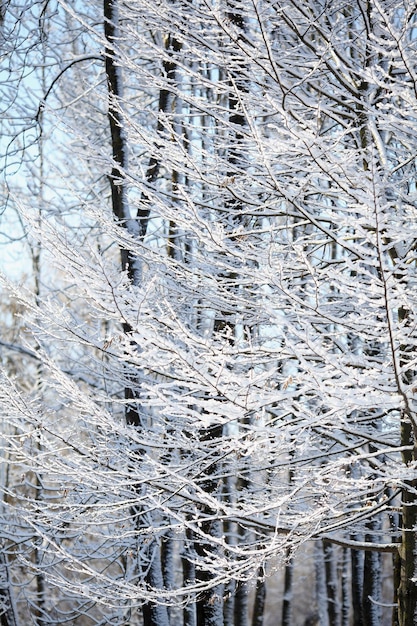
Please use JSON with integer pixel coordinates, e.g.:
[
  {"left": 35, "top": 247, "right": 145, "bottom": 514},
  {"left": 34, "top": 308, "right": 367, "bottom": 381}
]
[{"left": 1, "top": 0, "right": 417, "bottom": 624}]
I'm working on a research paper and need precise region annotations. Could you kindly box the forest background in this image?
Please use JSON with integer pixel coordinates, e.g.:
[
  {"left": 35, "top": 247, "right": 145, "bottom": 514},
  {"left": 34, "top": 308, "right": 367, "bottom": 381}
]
[{"left": 0, "top": 1, "right": 417, "bottom": 625}]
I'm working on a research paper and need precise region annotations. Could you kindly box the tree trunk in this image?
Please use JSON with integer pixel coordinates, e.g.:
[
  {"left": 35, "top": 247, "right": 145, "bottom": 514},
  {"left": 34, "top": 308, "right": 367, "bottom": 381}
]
[
  {"left": 351, "top": 543, "right": 364, "bottom": 626},
  {"left": 396, "top": 285, "right": 417, "bottom": 625},
  {"left": 397, "top": 420, "right": 417, "bottom": 626},
  {"left": 315, "top": 541, "right": 329, "bottom": 626},
  {"left": 183, "top": 528, "right": 197, "bottom": 626},
  {"left": 195, "top": 425, "right": 224, "bottom": 626},
  {"left": 251, "top": 568, "right": 266, "bottom": 626},
  {"left": 234, "top": 580, "right": 249, "bottom": 626},
  {"left": 389, "top": 485, "right": 401, "bottom": 626},
  {"left": 323, "top": 540, "right": 340, "bottom": 626},
  {"left": 362, "top": 520, "right": 382, "bottom": 626},
  {"left": 104, "top": 3, "right": 169, "bottom": 625},
  {"left": 282, "top": 550, "right": 293, "bottom": 626},
  {"left": 341, "top": 549, "right": 350, "bottom": 626}
]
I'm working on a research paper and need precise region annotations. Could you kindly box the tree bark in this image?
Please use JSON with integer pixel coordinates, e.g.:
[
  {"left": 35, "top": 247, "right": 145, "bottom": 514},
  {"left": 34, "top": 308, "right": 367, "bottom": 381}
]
[
  {"left": 314, "top": 540, "right": 329, "bottom": 626},
  {"left": 195, "top": 426, "right": 224, "bottom": 626},
  {"left": 251, "top": 568, "right": 266, "bottom": 626},
  {"left": 323, "top": 540, "right": 340, "bottom": 626},
  {"left": 362, "top": 520, "right": 382, "bottom": 626},
  {"left": 104, "top": 4, "right": 169, "bottom": 625},
  {"left": 351, "top": 543, "right": 364, "bottom": 626},
  {"left": 282, "top": 550, "right": 293, "bottom": 626},
  {"left": 341, "top": 549, "right": 350, "bottom": 626},
  {"left": 398, "top": 420, "right": 417, "bottom": 626},
  {"left": 183, "top": 529, "right": 197, "bottom": 626}
]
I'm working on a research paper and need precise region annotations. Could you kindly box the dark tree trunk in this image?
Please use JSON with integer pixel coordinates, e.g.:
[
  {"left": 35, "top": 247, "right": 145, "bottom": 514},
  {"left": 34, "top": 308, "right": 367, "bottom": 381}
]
[
  {"left": 389, "top": 486, "right": 401, "bottom": 626},
  {"left": 341, "top": 548, "right": 350, "bottom": 626},
  {"left": 183, "top": 529, "right": 197, "bottom": 626},
  {"left": 282, "top": 550, "right": 293, "bottom": 626},
  {"left": 397, "top": 301, "right": 417, "bottom": 625},
  {"left": 323, "top": 540, "right": 340, "bottom": 626},
  {"left": 251, "top": 568, "right": 266, "bottom": 626},
  {"left": 234, "top": 579, "right": 249, "bottom": 626},
  {"left": 362, "top": 520, "right": 382, "bottom": 626},
  {"left": 351, "top": 543, "right": 364, "bottom": 626},
  {"left": 195, "top": 425, "right": 224, "bottom": 626},
  {"left": 103, "top": 3, "right": 169, "bottom": 625},
  {"left": 398, "top": 420, "right": 417, "bottom": 626},
  {"left": 314, "top": 540, "right": 329, "bottom": 626}
]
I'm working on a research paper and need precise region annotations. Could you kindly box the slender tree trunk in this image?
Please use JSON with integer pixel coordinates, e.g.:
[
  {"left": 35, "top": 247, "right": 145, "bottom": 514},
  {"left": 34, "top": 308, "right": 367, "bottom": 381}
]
[
  {"left": 398, "top": 419, "right": 417, "bottom": 626},
  {"left": 103, "top": 0, "right": 137, "bottom": 278},
  {"left": 362, "top": 520, "right": 382, "bottom": 626},
  {"left": 234, "top": 579, "right": 249, "bottom": 626},
  {"left": 224, "top": 577, "right": 235, "bottom": 625},
  {"left": 341, "top": 549, "right": 350, "bottom": 626},
  {"left": 282, "top": 549, "right": 293, "bottom": 626},
  {"left": 315, "top": 540, "right": 329, "bottom": 626},
  {"left": 351, "top": 542, "right": 364, "bottom": 626},
  {"left": 251, "top": 567, "right": 266, "bottom": 626},
  {"left": 223, "top": 475, "right": 235, "bottom": 626},
  {"left": 388, "top": 487, "right": 401, "bottom": 626},
  {"left": 195, "top": 424, "right": 224, "bottom": 626},
  {"left": 162, "top": 528, "right": 175, "bottom": 622},
  {"left": 195, "top": 522, "right": 224, "bottom": 625},
  {"left": 323, "top": 540, "right": 340, "bottom": 626},
  {"left": 183, "top": 528, "right": 197, "bottom": 626},
  {"left": 397, "top": 302, "right": 417, "bottom": 625},
  {"left": 104, "top": 4, "right": 169, "bottom": 625}
]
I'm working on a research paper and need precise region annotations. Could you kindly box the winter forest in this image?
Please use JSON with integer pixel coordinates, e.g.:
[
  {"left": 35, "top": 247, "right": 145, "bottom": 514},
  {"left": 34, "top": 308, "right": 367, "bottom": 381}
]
[{"left": 1, "top": 0, "right": 417, "bottom": 624}]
